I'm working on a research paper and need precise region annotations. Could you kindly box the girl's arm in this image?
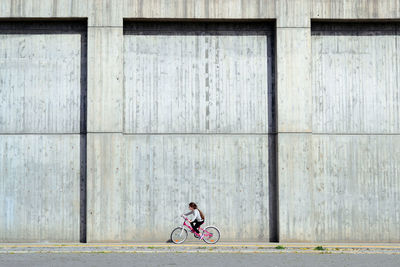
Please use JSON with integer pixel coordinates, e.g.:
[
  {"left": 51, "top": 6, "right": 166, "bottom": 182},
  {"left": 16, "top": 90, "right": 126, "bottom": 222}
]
[{"left": 183, "top": 210, "right": 193, "bottom": 216}]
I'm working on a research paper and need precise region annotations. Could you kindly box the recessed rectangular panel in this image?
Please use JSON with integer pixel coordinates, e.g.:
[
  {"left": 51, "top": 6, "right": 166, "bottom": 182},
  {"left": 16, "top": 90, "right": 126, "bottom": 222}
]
[
  {"left": 312, "top": 23, "right": 400, "bottom": 133},
  {"left": 124, "top": 22, "right": 274, "bottom": 133},
  {"left": 0, "top": 22, "right": 85, "bottom": 133}
]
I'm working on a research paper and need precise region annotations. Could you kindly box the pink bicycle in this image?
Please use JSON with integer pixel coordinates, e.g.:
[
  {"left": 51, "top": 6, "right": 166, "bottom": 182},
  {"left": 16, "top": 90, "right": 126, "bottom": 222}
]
[{"left": 170, "top": 215, "right": 220, "bottom": 244}]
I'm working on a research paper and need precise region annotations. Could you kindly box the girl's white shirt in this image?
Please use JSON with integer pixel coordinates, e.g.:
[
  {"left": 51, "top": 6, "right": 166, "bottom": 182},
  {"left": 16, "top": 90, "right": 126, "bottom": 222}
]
[{"left": 184, "top": 209, "right": 203, "bottom": 222}]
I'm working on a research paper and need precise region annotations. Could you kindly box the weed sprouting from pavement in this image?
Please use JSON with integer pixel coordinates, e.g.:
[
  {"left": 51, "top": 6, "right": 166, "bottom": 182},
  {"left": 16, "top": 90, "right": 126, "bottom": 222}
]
[
  {"left": 275, "top": 245, "right": 285, "bottom": 250},
  {"left": 314, "top": 246, "right": 325, "bottom": 251}
]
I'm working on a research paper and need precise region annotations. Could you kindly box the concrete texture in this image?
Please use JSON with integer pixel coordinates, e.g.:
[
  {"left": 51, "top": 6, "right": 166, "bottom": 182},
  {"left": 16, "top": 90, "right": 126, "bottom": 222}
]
[
  {"left": 312, "top": 23, "right": 400, "bottom": 134},
  {"left": 87, "top": 27, "right": 123, "bottom": 132},
  {"left": 276, "top": 0, "right": 310, "bottom": 27},
  {"left": 1, "top": 0, "right": 400, "bottom": 243},
  {"left": 0, "top": 33, "right": 81, "bottom": 133},
  {"left": 0, "top": 135, "right": 81, "bottom": 242},
  {"left": 88, "top": 0, "right": 123, "bottom": 27},
  {"left": 124, "top": 22, "right": 274, "bottom": 134},
  {"left": 276, "top": 28, "right": 312, "bottom": 132},
  {"left": 88, "top": 134, "right": 272, "bottom": 241},
  {"left": 277, "top": 22, "right": 400, "bottom": 242},
  {"left": 278, "top": 133, "right": 313, "bottom": 242},
  {"left": 86, "top": 133, "right": 126, "bottom": 242},
  {"left": 280, "top": 135, "right": 400, "bottom": 242},
  {"left": 311, "top": 135, "right": 400, "bottom": 242},
  {"left": 0, "top": 21, "right": 86, "bottom": 242},
  {"left": 0, "top": 0, "right": 87, "bottom": 18},
  {"left": 123, "top": 0, "right": 276, "bottom": 19},
  {"left": 312, "top": 0, "right": 400, "bottom": 19}
]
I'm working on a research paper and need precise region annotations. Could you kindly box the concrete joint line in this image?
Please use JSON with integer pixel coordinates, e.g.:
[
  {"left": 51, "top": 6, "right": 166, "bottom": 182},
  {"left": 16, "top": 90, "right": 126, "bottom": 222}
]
[
  {"left": 88, "top": 26, "right": 123, "bottom": 28},
  {"left": 276, "top": 26, "right": 311, "bottom": 29}
]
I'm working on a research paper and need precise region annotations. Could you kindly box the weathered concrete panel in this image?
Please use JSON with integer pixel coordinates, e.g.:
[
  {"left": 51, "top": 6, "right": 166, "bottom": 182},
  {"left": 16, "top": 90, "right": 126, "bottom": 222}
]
[
  {"left": 124, "top": 23, "right": 274, "bottom": 134},
  {"left": 310, "top": 135, "right": 400, "bottom": 242},
  {"left": 0, "top": 135, "right": 81, "bottom": 242},
  {"left": 87, "top": 27, "right": 123, "bottom": 132},
  {"left": 0, "top": 0, "right": 87, "bottom": 17},
  {"left": 280, "top": 134, "right": 400, "bottom": 242},
  {"left": 277, "top": 28, "right": 312, "bottom": 132},
  {"left": 87, "top": 134, "right": 271, "bottom": 241},
  {"left": 123, "top": 0, "right": 276, "bottom": 19},
  {"left": 312, "top": 24, "right": 400, "bottom": 134},
  {"left": 278, "top": 133, "right": 313, "bottom": 242},
  {"left": 86, "top": 133, "right": 126, "bottom": 242},
  {"left": 0, "top": 33, "right": 82, "bottom": 133},
  {"left": 276, "top": 0, "right": 311, "bottom": 27},
  {"left": 88, "top": 0, "right": 123, "bottom": 27},
  {"left": 312, "top": 0, "right": 400, "bottom": 19}
]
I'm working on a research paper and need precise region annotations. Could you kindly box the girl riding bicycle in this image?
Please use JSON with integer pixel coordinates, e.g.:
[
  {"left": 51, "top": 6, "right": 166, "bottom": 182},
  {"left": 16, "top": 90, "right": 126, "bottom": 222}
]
[
  {"left": 171, "top": 203, "right": 219, "bottom": 244},
  {"left": 183, "top": 202, "right": 205, "bottom": 238}
]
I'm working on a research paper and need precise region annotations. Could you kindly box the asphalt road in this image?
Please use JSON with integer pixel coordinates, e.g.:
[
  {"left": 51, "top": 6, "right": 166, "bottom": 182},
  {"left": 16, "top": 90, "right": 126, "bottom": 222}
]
[{"left": 1, "top": 253, "right": 399, "bottom": 267}]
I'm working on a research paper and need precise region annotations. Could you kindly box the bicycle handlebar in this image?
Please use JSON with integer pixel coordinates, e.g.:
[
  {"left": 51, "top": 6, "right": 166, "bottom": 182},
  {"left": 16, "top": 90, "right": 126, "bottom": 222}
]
[{"left": 181, "top": 215, "right": 190, "bottom": 221}]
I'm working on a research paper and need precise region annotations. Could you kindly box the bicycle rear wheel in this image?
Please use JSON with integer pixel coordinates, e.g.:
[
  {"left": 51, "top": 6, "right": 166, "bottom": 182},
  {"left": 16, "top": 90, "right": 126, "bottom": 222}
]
[
  {"left": 170, "top": 227, "right": 188, "bottom": 244},
  {"left": 202, "top": 226, "right": 220, "bottom": 244}
]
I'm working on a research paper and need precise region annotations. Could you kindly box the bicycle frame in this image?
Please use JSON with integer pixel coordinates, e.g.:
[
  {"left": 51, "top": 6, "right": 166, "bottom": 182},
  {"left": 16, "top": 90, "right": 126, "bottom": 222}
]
[{"left": 181, "top": 216, "right": 212, "bottom": 240}]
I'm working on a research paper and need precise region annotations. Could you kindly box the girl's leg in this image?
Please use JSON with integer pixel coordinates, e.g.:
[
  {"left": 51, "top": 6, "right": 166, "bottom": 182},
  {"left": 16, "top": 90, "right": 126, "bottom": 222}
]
[
  {"left": 190, "top": 221, "right": 197, "bottom": 233},
  {"left": 197, "top": 221, "right": 204, "bottom": 233},
  {"left": 193, "top": 221, "right": 204, "bottom": 234}
]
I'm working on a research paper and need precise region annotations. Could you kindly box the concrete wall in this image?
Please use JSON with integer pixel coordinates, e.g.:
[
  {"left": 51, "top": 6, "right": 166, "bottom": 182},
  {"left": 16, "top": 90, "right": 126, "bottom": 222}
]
[
  {"left": 88, "top": 135, "right": 272, "bottom": 241},
  {"left": 280, "top": 22, "right": 400, "bottom": 242},
  {"left": 0, "top": 22, "right": 86, "bottom": 242},
  {"left": 0, "top": 0, "right": 399, "bottom": 243},
  {"left": 0, "top": 135, "right": 82, "bottom": 242},
  {"left": 87, "top": 22, "right": 275, "bottom": 242},
  {"left": 123, "top": 22, "right": 274, "bottom": 134},
  {"left": 0, "top": 31, "right": 82, "bottom": 133}
]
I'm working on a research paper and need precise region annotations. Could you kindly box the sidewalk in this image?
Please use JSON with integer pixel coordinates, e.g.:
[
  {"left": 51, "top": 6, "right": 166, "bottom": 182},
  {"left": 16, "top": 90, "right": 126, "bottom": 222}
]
[{"left": 1, "top": 243, "right": 400, "bottom": 254}]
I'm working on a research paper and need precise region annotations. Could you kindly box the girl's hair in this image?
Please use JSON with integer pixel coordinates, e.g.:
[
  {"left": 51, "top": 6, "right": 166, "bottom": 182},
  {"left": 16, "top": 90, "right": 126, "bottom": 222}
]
[{"left": 189, "top": 202, "right": 205, "bottom": 220}]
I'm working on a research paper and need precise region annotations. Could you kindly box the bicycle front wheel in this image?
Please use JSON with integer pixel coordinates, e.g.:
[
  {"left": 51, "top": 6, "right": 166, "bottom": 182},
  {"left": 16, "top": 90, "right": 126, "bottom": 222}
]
[
  {"left": 170, "top": 227, "right": 188, "bottom": 244},
  {"left": 202, "top": 226, "right": 220, "bottom": 244}
]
